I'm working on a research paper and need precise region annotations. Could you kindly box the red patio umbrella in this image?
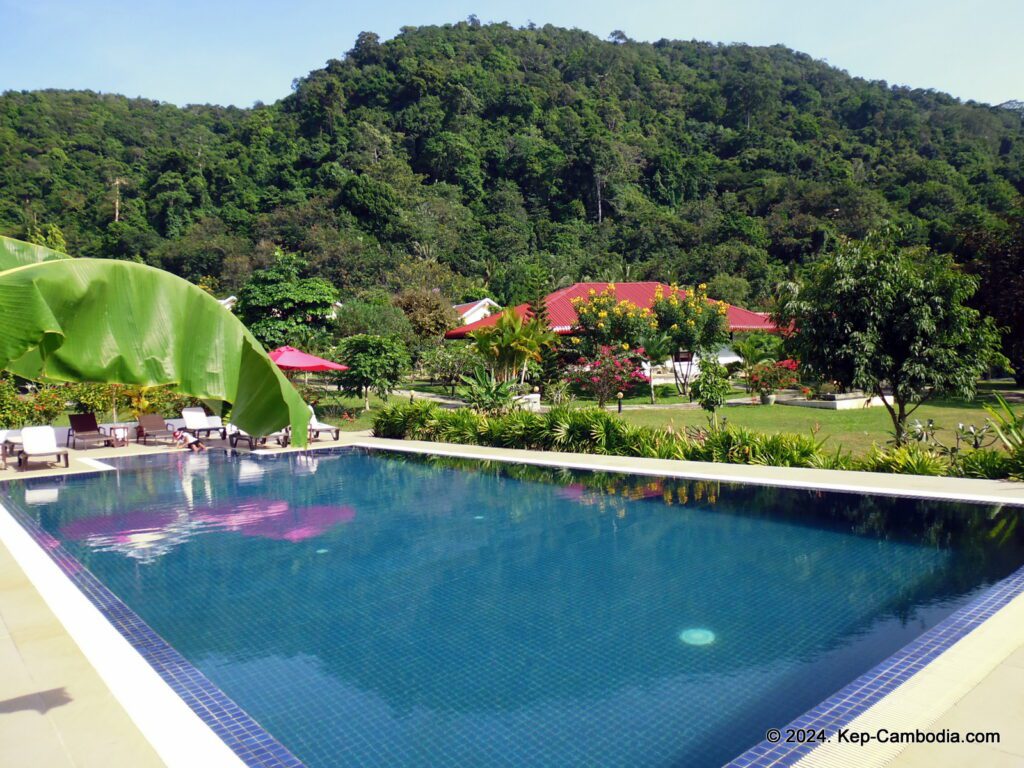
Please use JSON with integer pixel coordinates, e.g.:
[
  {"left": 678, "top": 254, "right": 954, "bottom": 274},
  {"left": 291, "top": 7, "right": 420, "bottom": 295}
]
[{"left": 268, "top": 346, "right": 348, "bottom": 372}]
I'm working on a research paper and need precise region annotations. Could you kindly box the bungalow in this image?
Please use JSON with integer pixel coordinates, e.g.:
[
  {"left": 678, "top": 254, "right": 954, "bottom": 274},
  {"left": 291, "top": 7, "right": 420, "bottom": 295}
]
[
  {"left": 446, "top": 282, "right": 778, "bottom": 384},
  {"left": 445, "top": 282, "right": 777, "bottom": 339},
  {"left": 453, "top": 298, "right": 501, "bottom": 325}
]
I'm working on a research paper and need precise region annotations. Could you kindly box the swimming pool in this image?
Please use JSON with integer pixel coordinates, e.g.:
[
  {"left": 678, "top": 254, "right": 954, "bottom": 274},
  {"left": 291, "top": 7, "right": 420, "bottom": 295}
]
[{"left": 4, "top": 448, "right": 1023, "bottom": 767}]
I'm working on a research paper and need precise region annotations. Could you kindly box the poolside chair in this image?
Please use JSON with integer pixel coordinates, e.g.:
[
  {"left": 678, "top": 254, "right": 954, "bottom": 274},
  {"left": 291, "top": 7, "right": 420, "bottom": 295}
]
[
  {"left": 136, "top": 413, "right": 176, "bottom": 444},
  {"left": 226, "top": 424, "right": 290, "bottom": 450},
  {"left": 307, "top": 405, "right": 340, "bottom": 441},
  {"left": 17, "top": 426, "right": 69, "bottom": 469},
  {"left": 181, "top": 407, "right": 227, "bottom": 440},
  {"left": 66, "top": 413, "right": 114, "bottom": 449}
]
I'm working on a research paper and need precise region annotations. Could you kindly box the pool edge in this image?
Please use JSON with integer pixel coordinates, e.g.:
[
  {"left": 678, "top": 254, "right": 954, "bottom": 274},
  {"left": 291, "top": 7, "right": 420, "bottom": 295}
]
[{"left": 342, "top": 436, "right": 1024, "bottom": 507}]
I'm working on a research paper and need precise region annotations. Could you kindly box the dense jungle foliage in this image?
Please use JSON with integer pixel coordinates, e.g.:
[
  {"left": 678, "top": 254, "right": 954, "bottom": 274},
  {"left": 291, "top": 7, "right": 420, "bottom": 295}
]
[{"left": 2, "top": 21, "right": 1022, "bottom": 313}]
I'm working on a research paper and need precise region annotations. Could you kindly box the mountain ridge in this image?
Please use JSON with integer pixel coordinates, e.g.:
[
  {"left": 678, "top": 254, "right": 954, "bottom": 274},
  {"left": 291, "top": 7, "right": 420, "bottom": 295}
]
[{"left": 1, "top": 21, "right": 1021, "bottom": 308}]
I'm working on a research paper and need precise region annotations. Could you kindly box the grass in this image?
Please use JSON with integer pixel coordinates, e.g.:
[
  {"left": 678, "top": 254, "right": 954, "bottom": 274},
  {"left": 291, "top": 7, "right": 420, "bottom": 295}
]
[
  {"left": 609, "top": 385, "right": 749, "bottom": 406},
  {"left": 401, "top": 381, "right": 458, "bottom": 397},
  {"left": 619, "top": 394, "right": 1023, "bottom": 457}
]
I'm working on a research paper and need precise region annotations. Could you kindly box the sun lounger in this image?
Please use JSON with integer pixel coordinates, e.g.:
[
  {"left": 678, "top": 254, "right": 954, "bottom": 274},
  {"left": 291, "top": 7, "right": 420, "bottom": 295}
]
[
  {"left": 181, "top": 408, "right": 227, "bottom": 440},
  {"left": 307, "top": 406, "right": 340, "bottom": 441},
  {"left": 226, "top": 424, "right": 290, "bottom": 450},
  {"left": 136, "top": 413, "right": 176, "bottom": 444},
  {"left": 66, "top": 413, "right": 115, "bottom": 449},
  {"left": 17, "top": 426, "right": 69, "bottom": 468}
]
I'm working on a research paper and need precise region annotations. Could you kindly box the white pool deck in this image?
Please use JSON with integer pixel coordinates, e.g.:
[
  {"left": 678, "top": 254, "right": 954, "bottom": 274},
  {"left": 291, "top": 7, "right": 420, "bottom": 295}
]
[{"left": 0, "top": 433, "right": 1022, "bottom": 767}]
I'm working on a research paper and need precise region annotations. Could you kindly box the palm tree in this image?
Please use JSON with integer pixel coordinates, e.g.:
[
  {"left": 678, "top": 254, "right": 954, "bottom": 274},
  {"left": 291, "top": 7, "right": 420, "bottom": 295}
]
[
  {"left": 638, "top": 332, "right": 675, "bottom": 404},
  {"left": 469, "top": 309, "right": 557, "bottom": 384},
  {"left": 0, "top": 236, "right": 310, "bottom": 443},
  {"left": 733, "top": 332, "right": 783, "bottom": 392}
]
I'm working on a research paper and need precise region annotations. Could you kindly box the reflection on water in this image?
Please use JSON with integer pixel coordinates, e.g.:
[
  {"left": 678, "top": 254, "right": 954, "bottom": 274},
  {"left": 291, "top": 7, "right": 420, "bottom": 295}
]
[{"left": 4, "top": 449, "right": 1023, "bottom": 768}]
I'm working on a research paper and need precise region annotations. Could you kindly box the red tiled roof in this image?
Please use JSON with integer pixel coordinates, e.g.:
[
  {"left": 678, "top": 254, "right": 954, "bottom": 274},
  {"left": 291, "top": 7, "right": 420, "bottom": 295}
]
[{"left": 445, "top": 282, "right": 778, "bottom": 338}]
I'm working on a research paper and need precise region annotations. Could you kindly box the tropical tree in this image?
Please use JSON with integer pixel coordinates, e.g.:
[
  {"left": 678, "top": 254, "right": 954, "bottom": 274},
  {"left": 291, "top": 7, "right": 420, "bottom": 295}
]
[
  {"left": 570, "top": 285, "right": 657, "bottom": 356},
  {"left": 392, "top": 288, "right": 460, "bottom": 342},
  {"left": 0, "top": 236, "right": 310, "bottom": 441},
  {"left": 964, "top": 208, "right": 1024, "bottom": 384},
  {"left": 733, "top": 332, "right": 784, "bottom": 391},
  {"left": 690, "top": 361, "right": 732, "bottom": 429},
  {"left": 335, "top": 334, "right": 410, "bottom": 410},
  {"left": 776, "top": 230, "right": 1001, "bottom": 443},
  {"left": 334, "top": 298, "right": 418, "bottom": 350},
  {"left": 652, "top": 283, "right": 730, "bottom": 393},
  {"left": 419, "top": 343, "right": 480, "bottom": 395},
  {"left": 469, "top": 309, "right": 557, "bottom": 384},
  {"left": 235, "top": 248, "right": 339, "bottom": 350}
]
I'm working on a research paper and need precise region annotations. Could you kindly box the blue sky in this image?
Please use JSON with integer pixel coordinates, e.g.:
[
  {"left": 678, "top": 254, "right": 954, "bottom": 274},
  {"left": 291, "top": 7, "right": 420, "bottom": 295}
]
[{"left": 2, "top": 0, "right": 1020, "bottom": 107}]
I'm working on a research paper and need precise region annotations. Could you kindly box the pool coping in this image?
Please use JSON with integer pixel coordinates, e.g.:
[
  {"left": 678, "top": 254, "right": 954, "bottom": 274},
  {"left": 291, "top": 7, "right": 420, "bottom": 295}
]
[
  {"left": 1, "top": 440, "right": 1022, "bottom": 768},
  {"left": 344, "top": 436, "right": 1024, "bottom": 508}
]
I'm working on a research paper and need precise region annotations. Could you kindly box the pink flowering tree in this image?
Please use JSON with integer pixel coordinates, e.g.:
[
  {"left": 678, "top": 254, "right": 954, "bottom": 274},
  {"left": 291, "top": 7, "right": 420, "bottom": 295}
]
[{"left": 564, "top": 346, "right": 650, "bottom": 407}]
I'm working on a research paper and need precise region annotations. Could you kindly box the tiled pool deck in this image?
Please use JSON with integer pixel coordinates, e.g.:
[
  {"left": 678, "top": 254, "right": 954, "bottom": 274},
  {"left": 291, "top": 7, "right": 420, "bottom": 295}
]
[{"left": 1, "top": 434, "right": 1022, "bottom": 767}]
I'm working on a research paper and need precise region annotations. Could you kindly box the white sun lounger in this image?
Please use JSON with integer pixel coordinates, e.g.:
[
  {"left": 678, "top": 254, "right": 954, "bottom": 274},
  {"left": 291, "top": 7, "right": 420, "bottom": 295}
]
[
  {"left": 17, "top": 426, "right": 69, "bottom": 469},
  {"left": 181, "top": 408, "right": 227, "bottom": 440},
  {"left": 307, "top": 406, "right": 340, "bottom": 441},
  {"left": 226, "top": 424, "right": 290, "bottom": 450}
]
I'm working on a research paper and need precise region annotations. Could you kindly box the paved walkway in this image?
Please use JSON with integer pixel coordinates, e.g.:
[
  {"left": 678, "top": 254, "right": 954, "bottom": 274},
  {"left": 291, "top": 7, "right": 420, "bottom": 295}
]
[{"left": 0, "top": 537, "right": 164, "bottom": 768}]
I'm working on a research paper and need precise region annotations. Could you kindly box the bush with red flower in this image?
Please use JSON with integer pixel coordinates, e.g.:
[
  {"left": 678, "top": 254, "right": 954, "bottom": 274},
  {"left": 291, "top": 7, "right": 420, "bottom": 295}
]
[
  {"left": 26, "top": 385, "right": 68, "bottom": 425},
  {"left": 749, "top": 359, "right": 800, "bottom": 396},
  {"left": 564, "top": 346, "right": 649, "bottom": 406}
]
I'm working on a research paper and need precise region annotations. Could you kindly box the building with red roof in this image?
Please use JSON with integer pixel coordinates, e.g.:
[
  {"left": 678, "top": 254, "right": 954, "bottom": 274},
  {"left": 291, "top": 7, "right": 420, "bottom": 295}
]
[
  {"left": 452, "top": 298, "right": 501, "bottom": 325},
  {"left": 445, "top": 282, "right": 777, "bottom": 339}
]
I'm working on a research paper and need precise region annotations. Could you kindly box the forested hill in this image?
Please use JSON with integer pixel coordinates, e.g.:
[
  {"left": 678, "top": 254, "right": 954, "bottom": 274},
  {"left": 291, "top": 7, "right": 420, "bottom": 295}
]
[{"left": 2, "top": 21, "right": 1022, "bottom": 308}]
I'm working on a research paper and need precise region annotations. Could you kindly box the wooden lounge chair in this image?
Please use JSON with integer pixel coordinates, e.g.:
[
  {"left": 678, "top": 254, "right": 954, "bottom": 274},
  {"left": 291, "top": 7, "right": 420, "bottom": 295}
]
[
  {"left": 227, "top": 424, "right": 290, "bottom": 450},
  {"left": 181, "top": 407, "right": 227, "bottom": 440},
  {"left": 17, "top": 426, "right": 69, "bottom": 469},
  {"left": 66, "top": 413, "right": 115, "bottom": 449},
  {"left": 307, "top": 406, "right": 340, "bottom": 441},
  {"left": 136, "top": 413, "right": 175, "bottom": 444}
]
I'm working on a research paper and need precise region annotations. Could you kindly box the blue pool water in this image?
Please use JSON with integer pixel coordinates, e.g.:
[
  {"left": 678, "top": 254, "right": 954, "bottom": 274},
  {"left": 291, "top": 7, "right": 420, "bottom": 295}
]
[{"left": 5, "top": 449, "right": 1024, "bottom": 767}]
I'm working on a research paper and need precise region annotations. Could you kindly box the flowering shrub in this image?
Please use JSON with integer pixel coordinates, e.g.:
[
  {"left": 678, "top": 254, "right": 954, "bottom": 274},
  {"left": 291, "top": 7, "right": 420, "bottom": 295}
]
[
  {"left": 570, "top": 285, "right": 658, "bottom": 356},
  {"left": 652, "top": 283, "right": 729, "bottom": 356},
  {"left": 749, "top": 360, "right": 800, "bottom": 395},
  {"left": 0, "top": 376, "right": 29, "bottom": 428},
  {"left": 565, "top": 346, "right": 649, "bottom": 406},
  {"left": 25, "top": 385, "right": 67, "bottom": 425}
]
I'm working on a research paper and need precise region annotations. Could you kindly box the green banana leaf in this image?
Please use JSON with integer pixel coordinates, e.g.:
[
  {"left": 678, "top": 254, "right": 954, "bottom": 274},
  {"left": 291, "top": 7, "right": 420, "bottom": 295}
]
[{"left": 0, "top": 236, "right": 309, "bottom": 445}]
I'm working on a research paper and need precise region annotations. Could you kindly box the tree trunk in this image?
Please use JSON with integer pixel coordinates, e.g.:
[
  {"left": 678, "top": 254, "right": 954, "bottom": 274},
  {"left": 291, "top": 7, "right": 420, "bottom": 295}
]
[
  {"left": 364, "top": 386, "right": 370, "bottom": 412},
  {"left": 649, "top": 368, "right": 656, "bottom": 404},
  {"left": 672, "top": 360, "right": 685, "bottom": 395},
  {"left": 595, "top": 176, "right": 603, "bottom": 224}
]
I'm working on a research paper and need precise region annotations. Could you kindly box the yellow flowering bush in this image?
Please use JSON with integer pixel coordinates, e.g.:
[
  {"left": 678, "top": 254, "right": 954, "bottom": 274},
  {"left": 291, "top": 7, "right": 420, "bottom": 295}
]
[
  {"left": 571, "top": 286, "right": 654, "bottom": 356},
  {"left": 652, "top": 284, "right": 729, "bottom": 358}
]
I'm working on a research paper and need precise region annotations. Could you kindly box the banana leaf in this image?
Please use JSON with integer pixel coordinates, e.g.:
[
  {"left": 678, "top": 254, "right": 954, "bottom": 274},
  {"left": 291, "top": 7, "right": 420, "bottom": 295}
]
[
  {"left": 0, "top": 236, "right": 71, "bottom": 270},
  {"left": 0, "top": 236, "right": 309, "bottom": 444}
]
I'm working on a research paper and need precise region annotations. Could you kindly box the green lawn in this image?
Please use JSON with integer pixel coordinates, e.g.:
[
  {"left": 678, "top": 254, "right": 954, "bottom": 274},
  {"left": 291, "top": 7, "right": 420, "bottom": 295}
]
[
  {"left": 401, "top": 381, "right": 458, "bottom": 397},
  {"left": 619, "top": 394, "right": 1022, "bottom": 456},
  {"left": 314, "top": 392, "right": 394, "bottom": 431}
]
